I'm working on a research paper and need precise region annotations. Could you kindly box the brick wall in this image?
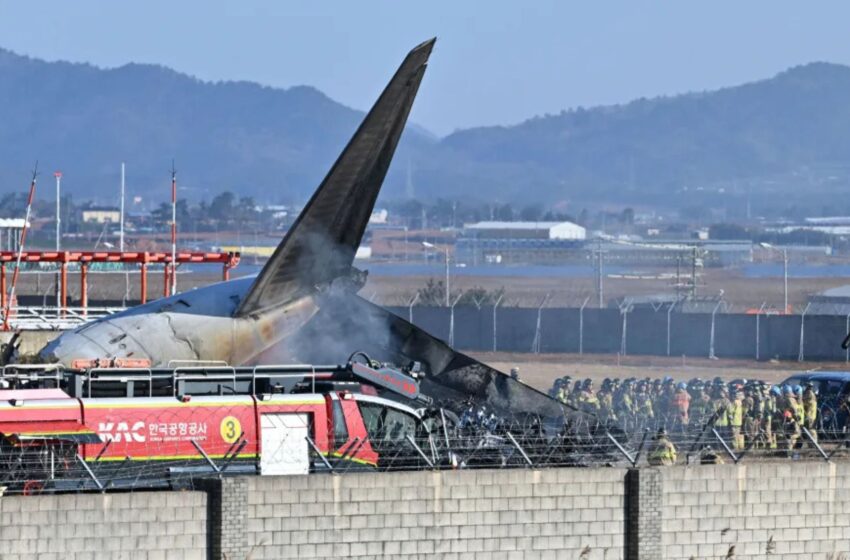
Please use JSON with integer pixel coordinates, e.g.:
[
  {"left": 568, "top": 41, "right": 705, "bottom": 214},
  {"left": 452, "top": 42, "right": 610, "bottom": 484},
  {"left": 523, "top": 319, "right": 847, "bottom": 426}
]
[
  {"left": 244, "top": 468, "right": 627, "bottom": 560},
  {"left": 661, "top": 463, "right": 850, "bottom": 560},
  {"left": 0, "top": 491, "right": 207, "bottom": 560}
]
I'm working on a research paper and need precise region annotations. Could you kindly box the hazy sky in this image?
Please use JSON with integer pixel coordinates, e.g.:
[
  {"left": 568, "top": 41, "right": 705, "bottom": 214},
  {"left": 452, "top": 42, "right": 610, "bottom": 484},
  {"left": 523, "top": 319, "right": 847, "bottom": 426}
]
[{"left": 2, "top": 1, "right": 850, "bottom": 135}]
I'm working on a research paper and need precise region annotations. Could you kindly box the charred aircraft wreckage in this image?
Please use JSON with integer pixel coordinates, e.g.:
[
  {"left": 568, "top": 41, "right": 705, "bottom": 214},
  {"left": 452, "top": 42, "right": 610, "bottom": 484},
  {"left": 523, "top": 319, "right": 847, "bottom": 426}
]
[{"left": 33, "top": 39, "right": 616, "bottom": 469}]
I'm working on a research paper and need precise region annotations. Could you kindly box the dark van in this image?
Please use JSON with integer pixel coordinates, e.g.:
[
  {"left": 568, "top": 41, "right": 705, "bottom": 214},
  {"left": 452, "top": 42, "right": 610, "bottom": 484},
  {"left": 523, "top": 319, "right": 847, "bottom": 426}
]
[{"left": 780, "top": 372, "right": 850, "bottom": 436}]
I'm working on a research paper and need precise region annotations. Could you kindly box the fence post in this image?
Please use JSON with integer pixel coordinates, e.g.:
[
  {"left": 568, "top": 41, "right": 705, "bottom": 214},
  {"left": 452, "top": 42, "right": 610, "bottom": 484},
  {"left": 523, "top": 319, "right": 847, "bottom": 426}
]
[
  {"left": 492, "top": 294, "right": 503, "bottom": 352},
  {"left": 755, "top": 302, "right": 766, "bottom": 361},
  {"left": 407, "top": 292, "right": 420, "bottom": 324},
  {"left": 666, "top": 302, "right": 675, "bottom": 357},
  {"left": 798, "top": 302, "right": 811, "bottom": 362},
  {"left": 709, "top": 300, "right": 722, "bottom": 359},
  {"left": 620, "top": 305, "right": 630, "bottom": 357},
  {"left": 448, "top": 293, "right": 462, "bottom": 347},
  {"left": 579, "top": 297, "right": 589, "bottom": 355},
  {"left": 531, "top": 294, "right": 549, "bottom": 354}
]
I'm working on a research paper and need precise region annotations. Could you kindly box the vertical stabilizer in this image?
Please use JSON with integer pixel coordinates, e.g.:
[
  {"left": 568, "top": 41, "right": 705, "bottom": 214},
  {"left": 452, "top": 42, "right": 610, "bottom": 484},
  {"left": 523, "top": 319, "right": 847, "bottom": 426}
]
[{"left": 236, "top": 38, "right": 435, "bottom": 316}]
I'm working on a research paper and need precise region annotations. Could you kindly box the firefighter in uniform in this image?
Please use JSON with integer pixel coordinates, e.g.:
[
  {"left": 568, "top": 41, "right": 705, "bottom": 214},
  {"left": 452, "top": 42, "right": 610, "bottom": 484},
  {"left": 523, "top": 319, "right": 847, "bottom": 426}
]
[
  {"left": 556, "top": 377, "right": 572, "bottom": 405},
  {"left": 615, "top": 380, "right": 636, "bottom": 428},
  {"left": 802, "top": 382, "right": 818, "bottom": 443},
  {"left": 597, "top": 379, "right": 617, "bottom": 424},
  {"left": 782, "top": 386, "right": 803, "bottom": 453},
  {"left": 690, "top": 383, "right": 713, "bottom": 430},
  {"left": 728, "top": 390, "right": 745, "bottom": 450},
  {"left": 699, "top": 444, "right": 725, "bottom": 465},
  {"left": 636, "top": 382, "right": 655, "bottom": 428},
  {"left": 671, "top": 382, "right": 691, "bottom": 433},
  {"left": 763, "top": 386, "right": 779, "bottom": 449},
  {"left": 648, "top": 428, "right": 678, "bottom": 466},
  {"left": 712, "top": 386, "right": 731, "bottom": 434}
]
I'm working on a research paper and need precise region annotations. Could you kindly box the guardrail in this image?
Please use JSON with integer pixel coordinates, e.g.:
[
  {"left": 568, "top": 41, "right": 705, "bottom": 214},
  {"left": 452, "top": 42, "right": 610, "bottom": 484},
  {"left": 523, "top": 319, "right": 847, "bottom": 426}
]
[{"left": 1, "top": 306, "right": 126, "bottom": 330}]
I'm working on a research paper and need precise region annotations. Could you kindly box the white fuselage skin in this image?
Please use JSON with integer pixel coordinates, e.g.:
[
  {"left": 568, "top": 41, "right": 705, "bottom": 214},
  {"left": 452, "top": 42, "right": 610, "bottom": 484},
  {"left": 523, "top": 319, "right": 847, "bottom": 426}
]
[{"left": 39, "top": 276, "right": 321, "bottom": 367}]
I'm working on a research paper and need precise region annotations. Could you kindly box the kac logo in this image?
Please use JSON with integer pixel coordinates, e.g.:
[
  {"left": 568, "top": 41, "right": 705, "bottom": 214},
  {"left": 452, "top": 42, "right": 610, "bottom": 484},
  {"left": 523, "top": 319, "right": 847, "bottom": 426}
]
[{"left": 98, "top": 421, "right": 146, "bottom": 443}]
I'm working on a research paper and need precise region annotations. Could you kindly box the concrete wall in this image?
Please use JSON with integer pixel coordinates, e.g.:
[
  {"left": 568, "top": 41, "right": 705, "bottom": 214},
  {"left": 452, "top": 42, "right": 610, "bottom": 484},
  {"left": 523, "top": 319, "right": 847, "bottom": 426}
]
[
  {"left": 661, "top": 463, "right": 850, "bottom": 560},
  {"left": 244, "top": 469, "right": 627, "bottom": 560},
  {"left": 0, "top": 491, "right": 207, "bottom": 559},
  {"left": 5, "top": 463, "right": 850, "bottom": 559}
]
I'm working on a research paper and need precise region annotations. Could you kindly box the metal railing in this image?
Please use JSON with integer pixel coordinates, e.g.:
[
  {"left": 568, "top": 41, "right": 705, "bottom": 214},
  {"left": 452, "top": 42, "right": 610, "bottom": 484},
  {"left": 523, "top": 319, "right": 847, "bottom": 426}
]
[{"left": 2, "top": 306, "right": 126, "bottom": 330}]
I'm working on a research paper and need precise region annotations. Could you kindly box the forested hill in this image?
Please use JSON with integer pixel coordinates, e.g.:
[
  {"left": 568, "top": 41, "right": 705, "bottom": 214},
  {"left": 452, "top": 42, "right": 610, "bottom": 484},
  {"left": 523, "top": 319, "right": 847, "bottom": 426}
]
[
  {"left": 435, "top": 62, "right": 850, "bottom": 209},
  {"left": 0, "top": 48, "right": 434, "bottom": 202},
  {"left": 2, "top": 47, "right": 850, "bottom": 210}
]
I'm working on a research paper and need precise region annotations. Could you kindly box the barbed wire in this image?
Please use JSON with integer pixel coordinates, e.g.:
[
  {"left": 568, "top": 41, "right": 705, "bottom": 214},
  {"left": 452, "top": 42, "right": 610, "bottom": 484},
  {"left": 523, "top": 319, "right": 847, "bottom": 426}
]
[{"left": 2, "top": 398, "right": 850, "bottom": 496}]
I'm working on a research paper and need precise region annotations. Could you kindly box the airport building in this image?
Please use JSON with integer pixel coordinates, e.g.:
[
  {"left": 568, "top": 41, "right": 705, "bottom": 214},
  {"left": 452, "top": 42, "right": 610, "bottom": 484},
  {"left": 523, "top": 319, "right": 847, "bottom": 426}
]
[
  {"left": 455, "top": 219, "right": 755, "bottom": 267},
  {"left": 456, "top": 221, "right": 586, "bottom": 265},
  {"left": 807, "top": 285, "right": 850, "bottom": 315}
]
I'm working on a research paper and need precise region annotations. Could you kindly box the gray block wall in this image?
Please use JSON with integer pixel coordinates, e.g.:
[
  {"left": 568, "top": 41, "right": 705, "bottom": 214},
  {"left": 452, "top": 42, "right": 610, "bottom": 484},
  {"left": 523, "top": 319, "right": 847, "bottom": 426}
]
[
  {"left": 5, "top": 463, "right": 850, "bottom": 559},
  {"left": 244, "top": 469, "right": 627, "bottom": 560},
  {"left": 0, "top": 491, "right": 207, "bottom": 560},
  {"left": 661, "top": 463, "right": 850, "bottom": 560}
]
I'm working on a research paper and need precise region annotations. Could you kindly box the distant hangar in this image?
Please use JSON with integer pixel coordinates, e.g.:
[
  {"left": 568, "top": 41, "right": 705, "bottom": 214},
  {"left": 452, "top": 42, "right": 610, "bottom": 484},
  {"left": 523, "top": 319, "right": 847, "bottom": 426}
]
[
  {"left": 457, "top": 221, "right": 586, "bottom": 265},
  {"left": 463, "top": 221, "right": 587, "bottom": 240}
]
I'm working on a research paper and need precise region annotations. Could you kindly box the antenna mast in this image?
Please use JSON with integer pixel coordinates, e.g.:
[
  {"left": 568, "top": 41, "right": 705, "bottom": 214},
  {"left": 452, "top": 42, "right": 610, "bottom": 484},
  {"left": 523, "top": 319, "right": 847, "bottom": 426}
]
[
  {"left": 170, "top": 161, "right": 177, "bottom": 295},
  {"left": 120, "top": 163, "right": 125, "bottom": 252},
  {"left": 4, "top": 164, "right": 38, "bottom": 330}
]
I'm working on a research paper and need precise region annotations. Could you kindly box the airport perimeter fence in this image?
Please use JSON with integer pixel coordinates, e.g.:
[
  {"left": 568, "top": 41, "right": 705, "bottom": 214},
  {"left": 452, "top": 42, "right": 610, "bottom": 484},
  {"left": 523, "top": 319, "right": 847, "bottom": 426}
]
[
  {"left": 387, "top": 304, "right": 850, "bottom": 361},
  {"left": 3, "top": 402, "right": 850, "bottom": 496}
]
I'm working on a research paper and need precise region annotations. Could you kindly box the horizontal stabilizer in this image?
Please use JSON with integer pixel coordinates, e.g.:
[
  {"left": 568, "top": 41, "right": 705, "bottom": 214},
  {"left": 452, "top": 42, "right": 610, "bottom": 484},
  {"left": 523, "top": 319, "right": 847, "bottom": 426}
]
[{"left": 236, "top": 38, "right": 435, "bottom": 316}]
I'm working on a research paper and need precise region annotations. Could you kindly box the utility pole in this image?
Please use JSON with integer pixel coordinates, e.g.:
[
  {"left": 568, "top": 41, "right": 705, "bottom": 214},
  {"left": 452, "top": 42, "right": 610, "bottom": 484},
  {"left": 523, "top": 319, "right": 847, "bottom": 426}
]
[
  {"left": 691, "top": 246, "right": 697, "bottom": 299},
  {"left": 783, "top": 248, "right": 789, "bottom": 313},
  {"left": 119, "top": 163, "right": 125, "bottom": 252},
  {"left": 170, "top": 162, "right": 177, "bottom": 296},
  {"left": 445, "top": 246, "right": 450, "bottom": 307},
  {"left": 675, "top": 253, "right": 681, "bottom": 300},
  {"left": 54, "top": 171, "right": 62, "bottom": 310},
  {"left": 593, "top": 238, "right": 604, "bottom": 308}
]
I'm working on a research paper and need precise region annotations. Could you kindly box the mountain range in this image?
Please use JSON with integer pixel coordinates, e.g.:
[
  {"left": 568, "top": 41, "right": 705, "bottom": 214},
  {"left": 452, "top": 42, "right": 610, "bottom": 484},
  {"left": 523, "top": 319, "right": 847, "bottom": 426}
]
[{"left": 2, "top": 47, "right": 850, "bottom": 213}]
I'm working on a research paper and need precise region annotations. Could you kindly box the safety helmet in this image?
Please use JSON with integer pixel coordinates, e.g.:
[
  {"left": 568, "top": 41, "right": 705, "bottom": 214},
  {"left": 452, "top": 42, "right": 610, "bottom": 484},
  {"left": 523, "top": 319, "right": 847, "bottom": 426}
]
[{"left": 677, "top": 382, "right": 687, "bottom": 390}]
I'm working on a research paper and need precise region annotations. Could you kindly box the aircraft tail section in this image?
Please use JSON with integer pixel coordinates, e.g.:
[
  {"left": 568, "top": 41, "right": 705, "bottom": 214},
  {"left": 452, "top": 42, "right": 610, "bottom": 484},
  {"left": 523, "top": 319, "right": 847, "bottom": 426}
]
[{"left": 236, "top": 38, "right": 435, "bottom": 317}]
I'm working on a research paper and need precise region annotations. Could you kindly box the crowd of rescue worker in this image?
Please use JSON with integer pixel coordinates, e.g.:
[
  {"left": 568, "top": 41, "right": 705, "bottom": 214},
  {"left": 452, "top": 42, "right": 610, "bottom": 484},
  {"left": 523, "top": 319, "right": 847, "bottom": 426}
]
[{"left": 544, "top": 374, "right": 843, "bottom": 466}]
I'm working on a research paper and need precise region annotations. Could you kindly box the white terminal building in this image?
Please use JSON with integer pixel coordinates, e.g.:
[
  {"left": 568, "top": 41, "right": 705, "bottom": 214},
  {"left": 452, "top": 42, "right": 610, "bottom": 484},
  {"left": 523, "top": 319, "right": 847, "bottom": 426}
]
[
  {"left": 457, "top": 221, "right": 587, "bottom": 265},
  {"left": 463, "top": 221, "right": 587, "bottom": 240}
]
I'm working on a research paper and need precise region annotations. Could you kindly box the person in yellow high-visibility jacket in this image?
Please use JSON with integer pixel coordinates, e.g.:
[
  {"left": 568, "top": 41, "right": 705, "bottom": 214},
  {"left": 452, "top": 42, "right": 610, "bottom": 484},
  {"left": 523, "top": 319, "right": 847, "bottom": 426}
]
[
  {"left": 802, "top": 382, "right": 818, "bottom": 444},
  {"left": 712, "top": 386, "right": 730, "bottom": 433},
  {"left": 648, "top": 428, "right": 678, "bottom": 466},
  {"left": 728, "top": 391, "right": 745, "bottom": 450},
  {"left": 782, "top": 386, "right": 802, "bottom": 453}
]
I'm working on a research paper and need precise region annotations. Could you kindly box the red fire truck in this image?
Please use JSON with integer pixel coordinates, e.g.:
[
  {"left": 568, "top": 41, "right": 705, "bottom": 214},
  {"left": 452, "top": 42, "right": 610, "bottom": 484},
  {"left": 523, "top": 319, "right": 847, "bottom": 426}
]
[{"left": 0, "top": 356, "right": 439, "bottom": 492}]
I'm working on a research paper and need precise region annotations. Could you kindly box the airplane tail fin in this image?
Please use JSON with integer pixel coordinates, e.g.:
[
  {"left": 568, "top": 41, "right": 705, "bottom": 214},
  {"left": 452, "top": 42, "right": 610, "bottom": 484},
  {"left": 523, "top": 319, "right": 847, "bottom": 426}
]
[{"left": 236, "top": 38, "right": 435, "bottom": 317}]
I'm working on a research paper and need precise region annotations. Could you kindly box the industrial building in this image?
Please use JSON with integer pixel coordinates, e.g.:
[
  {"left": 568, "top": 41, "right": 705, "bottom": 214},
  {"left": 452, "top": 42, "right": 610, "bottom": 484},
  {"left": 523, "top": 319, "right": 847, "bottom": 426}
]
[
  {"left": 456, "top": 221, "right": 586, "bottom": 265},
  {"left": 807, "top": 285, "right": 850, "bottom": 315},
  {"left": 463, "top": 221, "right": 587, "bottom": 240}
]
